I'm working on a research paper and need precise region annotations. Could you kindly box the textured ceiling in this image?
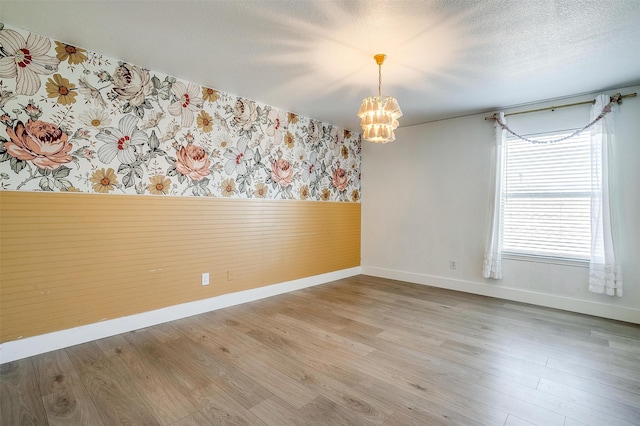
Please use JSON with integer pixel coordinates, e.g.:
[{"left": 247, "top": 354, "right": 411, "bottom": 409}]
[{"left": 2, "top": 0, "right": 640, "bottom": 131}]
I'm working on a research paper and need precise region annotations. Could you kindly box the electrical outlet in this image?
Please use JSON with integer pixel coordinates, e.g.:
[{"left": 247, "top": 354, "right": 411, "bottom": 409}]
[
  {"left": 227, "top": 270, "right": 232, "bottom": 281},
  {"left": 450, "top": 260, "right": 457, "bottom": 270},
  {"left": 201, "top": 272, "right": 210, "bottom": 286}
]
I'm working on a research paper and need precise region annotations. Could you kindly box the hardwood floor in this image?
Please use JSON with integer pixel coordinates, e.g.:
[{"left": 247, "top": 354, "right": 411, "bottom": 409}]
[{"left": 1, "top": 275, "right": 639, "bottom": 425}]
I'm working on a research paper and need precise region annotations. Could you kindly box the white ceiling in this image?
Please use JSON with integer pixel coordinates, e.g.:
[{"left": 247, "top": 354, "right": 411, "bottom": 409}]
[{"left": 2, "top": 0, "right": 640, "bottom": 131}]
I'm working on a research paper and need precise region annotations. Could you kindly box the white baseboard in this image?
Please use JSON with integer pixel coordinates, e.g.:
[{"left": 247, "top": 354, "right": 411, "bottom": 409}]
[
  {"left": 0, "top": 267, "right": 361, "bottom": 364},
  {"left": 362, "top": 266, "right": 640, "bottom": 324}
]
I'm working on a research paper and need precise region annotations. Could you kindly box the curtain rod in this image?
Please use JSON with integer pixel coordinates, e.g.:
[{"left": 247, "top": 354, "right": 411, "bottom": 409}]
[{"left": 484, "top": 92, "right": 637, "bottom": 120}]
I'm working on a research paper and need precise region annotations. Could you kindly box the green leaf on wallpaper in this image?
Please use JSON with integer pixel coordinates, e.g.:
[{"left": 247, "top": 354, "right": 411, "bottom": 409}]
[
  {"left": 0, "top": 145, "right": 9, "bottom": 162},
  {"left": 146, "top": 149, "right": 166, "bottom": 160},
  {"left": 134, "top": 106, "right": 144, "bottom": 119},
  {"left": 122, "top": 103, "right": 133, "bottom": 114},
  {"left": 309, "top": 178, "right": 319, "bottom": 191},
  {"left": 54, "top": 178, "right": 72, "bottom": 190},
  {"left": 149, "top": 131, "right": 160, "bottom": 149},
  {"left": 254, "top": 148, "right": 261, "bottom": 163},
  {"left": 53, "top": 166, "right": 71, "bottom": 179},
  {"left": 117, "top": 163, "right": 128, "bottom": 173},
  {"left": 154, "top": 76, "right": 174, "bottom": 100},
  {"left": 122, "top": 172, "right": 134, "bottom": 188},
  {"left": 9, "top": 157, "right": 27, "bottom": 174},
  {"left": 165, "top": 156, "right": 176, "bottom": 165},
  {"left": 158, "top": 88, "right": 171, "bottom": 101},
  {"left": 39, "top": 177, "right": 53, "bottom": 191},
  {"left": 38, "top": 168, "right": 51, "bottom": 177},
  {"left": 166, "top": 165, "right": 178, "bottom": 177}
]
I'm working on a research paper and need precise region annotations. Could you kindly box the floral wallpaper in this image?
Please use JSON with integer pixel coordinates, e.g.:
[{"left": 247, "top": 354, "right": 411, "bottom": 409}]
[{"left": 0, "top": 23, "right": 361, "bottom": 202}]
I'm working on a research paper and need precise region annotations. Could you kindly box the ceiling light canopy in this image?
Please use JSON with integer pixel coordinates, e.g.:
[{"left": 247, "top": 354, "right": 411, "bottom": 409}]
[{"left": 357, "top": 54, "right": 402, "bottom": 143}]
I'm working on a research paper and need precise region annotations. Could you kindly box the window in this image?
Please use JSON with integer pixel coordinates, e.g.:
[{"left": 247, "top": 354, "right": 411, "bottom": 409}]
[{"left": 502, "top": 130, "right": 591, "bottom": 260}]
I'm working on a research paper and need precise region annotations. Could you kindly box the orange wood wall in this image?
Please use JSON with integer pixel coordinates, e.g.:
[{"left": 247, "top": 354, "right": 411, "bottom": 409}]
[{"left": 0, "top": 191, "right": 361, "bottom": 343}]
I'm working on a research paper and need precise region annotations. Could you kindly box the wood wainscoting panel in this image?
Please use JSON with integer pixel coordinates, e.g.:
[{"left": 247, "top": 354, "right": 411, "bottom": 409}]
[{"left": 0, "top": 191, "right": 361, "bottom": 343}]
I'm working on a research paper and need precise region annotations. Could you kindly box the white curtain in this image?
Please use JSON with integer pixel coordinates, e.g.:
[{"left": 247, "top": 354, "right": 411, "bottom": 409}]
[
  {"left": 589, "top": 95, "right": 623, "bottom": 296},
  {"left": 483, "top": 112, "right": 506, "bottom": 279}
]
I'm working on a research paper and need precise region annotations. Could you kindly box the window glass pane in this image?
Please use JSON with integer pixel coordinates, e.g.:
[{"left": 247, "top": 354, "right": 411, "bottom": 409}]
[{"left": 502, "top": 131, "right": 591, "bottom": 259}]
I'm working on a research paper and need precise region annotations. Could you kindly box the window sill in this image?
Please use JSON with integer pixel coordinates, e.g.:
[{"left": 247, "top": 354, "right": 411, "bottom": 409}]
[{"left": 502, "top": 252, "right": 589, "bottom": 268}]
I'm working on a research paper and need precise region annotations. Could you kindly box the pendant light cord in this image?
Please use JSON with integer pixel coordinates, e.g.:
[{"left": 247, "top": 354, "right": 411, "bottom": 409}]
[{"left": 378, "top": 63, "right": 382, "bottom": 98}]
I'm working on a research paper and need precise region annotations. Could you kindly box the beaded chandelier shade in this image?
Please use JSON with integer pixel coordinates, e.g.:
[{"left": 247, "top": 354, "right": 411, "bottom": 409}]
[{"left": 357, "top": 54, "right": 402, "bottom": 143}]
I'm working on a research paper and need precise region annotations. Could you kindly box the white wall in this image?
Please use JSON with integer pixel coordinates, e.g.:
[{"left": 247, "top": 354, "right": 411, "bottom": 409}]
[{"left": 361, "top": 85, "right": 639, "bottom": 323}]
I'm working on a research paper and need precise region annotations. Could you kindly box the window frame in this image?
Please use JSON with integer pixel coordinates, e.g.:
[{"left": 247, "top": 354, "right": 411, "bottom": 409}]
[{"left": 500, "top": 128, "right": 592, "bottom": 263}]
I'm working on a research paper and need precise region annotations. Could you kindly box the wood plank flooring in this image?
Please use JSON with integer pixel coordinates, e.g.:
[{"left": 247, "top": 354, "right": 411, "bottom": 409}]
[{"left": 1, "top": 275, "right": 639, "bottom": 425}]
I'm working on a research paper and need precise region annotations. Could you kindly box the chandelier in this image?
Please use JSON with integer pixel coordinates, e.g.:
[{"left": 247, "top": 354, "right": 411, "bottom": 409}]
[{"left": 357, "top": 54, "right": 402, "bottom": 143}]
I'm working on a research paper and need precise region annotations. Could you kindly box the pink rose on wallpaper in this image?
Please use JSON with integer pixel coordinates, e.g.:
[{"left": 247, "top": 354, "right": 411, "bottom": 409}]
[
  {"left": 175, "top": 145, "right": 211, "bottom": 181},
  {"left": 111, "top": 63, "right": 152, "bottom": 107},
  {"left": 5, "top": 120, "right": 73, "bottom": 169},
  {"left": 233, "top": 99, "right": 257, "bottom": 131},
  {"left": 271, "top": 158, "right": 293, "bottom": 187},
  {"left": 332, "top": 167, "right": 348, "bottom": 191}
]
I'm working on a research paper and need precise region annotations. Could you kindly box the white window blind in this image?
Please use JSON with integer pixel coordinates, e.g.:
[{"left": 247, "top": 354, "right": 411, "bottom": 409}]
[{"left": 502, "top": 130, "right": 591, "bottom": 260}]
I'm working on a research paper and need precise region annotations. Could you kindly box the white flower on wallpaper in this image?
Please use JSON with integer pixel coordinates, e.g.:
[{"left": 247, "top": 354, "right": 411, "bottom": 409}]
[
  {"left": 0, "top": 22, "right": 361, "bottom": 201},
  {"left": 224, "top": 137, "right": 254, "bottom": 176},
  {"left": 96, "top": 115, "right": 148, "bottom": 164},
  {"left": 0, "top": 29, "right": 59, "bottom": 96},
  {"left": 266, "top": 108, "right": 288, "bottom": 145},
  {"left": 168, "top": 81, "right": 203, "bottom": 127}
]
